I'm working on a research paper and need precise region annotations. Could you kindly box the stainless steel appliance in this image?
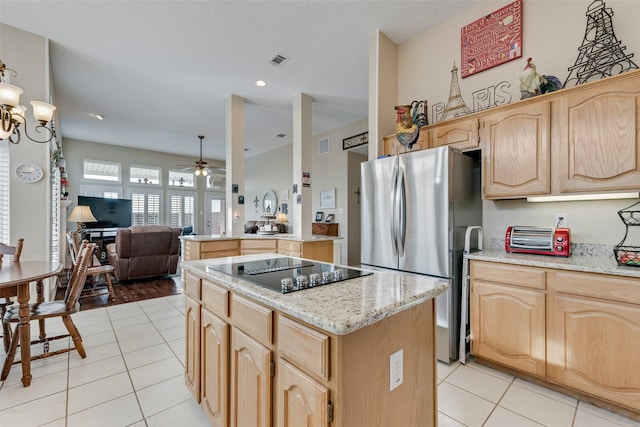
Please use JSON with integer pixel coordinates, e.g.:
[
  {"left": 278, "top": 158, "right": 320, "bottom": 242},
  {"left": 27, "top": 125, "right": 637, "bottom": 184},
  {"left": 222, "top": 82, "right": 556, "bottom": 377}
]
[
  {"left": 361, "top": 146, "right": 481, "bottom": 363},
  {"left": 207, "top": 257, "right": 372, "bottom": 293},
  {"left": 505, "top": 226, "right": 571, "bottom": 257}
]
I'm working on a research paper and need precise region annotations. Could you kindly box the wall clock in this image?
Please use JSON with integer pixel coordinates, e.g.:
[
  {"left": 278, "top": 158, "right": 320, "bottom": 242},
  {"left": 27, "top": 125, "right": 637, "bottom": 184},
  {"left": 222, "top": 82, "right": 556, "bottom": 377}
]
[{"left": 15, "top": 163, "right": 44, "bottom": 183}]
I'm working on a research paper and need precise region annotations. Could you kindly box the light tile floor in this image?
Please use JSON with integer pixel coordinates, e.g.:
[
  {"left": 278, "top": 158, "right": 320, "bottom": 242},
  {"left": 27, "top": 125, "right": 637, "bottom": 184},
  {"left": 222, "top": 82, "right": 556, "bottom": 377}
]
[{"left": 0, "top": 293, "right": 638, "bottom": 427}]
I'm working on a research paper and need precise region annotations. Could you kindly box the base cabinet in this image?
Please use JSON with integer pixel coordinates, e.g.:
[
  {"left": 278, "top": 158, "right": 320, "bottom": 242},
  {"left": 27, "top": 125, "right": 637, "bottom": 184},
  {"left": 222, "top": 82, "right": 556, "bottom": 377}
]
[
  {"left": 201, "top": 309, "right": 229, "bottom": 427},
  {"left": 277, "top": 359, "right": 329, "bottom": 427},
  {"left": 471, "top": 260, "right": 640, "bottom": 414},
  {"left": 183, "top": 238, "right": 333, "bottom": 263},
  {"left": 185, "top": 296, "right": 201, "bottom": 401}
]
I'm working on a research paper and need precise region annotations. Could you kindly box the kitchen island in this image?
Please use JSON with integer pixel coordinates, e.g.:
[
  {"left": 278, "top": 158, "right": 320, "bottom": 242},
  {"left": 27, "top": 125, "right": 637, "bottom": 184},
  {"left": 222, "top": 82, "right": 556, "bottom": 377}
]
[
  {"left": 180, "top": 233, "right": 340, "bottom": 263},
  {"left": 182, "top": 254, "right": 449, "bottom": 427}
]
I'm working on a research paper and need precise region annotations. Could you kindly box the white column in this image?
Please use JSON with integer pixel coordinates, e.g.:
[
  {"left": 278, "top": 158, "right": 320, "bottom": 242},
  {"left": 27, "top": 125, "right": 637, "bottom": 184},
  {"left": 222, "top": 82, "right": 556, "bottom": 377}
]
[
  {"left": 292, "top": 93, "right": 313, "bottom": 236},
  {"left": 226, "top": 94, "right": 245, "bottom": 235}
]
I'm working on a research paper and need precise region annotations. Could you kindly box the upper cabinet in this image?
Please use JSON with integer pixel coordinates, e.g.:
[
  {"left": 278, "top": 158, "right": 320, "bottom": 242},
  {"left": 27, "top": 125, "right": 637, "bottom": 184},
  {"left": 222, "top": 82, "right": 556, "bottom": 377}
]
[
  {"left": 429, "top": 117, "right": 480, "bottom": 152},
  {"left": 552, "top": 75, "right": 640, "bottom": 194},
  {"left": 382, "top": 132, "right": 428, "bottom": 156},
  {"left": 481, "top": 102, "right": 551, "bottom": 199}
]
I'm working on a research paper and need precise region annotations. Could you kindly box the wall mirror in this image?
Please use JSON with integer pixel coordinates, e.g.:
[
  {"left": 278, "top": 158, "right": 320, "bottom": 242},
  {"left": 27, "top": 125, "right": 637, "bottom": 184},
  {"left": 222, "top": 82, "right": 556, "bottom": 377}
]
[{"left": 262, "top": 189, "right": 278, "bottom": 216}]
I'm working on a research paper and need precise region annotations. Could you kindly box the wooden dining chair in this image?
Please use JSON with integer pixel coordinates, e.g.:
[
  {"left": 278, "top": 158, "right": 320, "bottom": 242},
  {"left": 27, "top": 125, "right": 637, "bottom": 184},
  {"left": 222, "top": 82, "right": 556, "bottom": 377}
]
[
  {"left": 2, "top": 241, "right": 95, "bottom": 369},
  {"left": 67, "top": 232, "right": 116, "bottom": 301},
  {"left": 0, "top": 238, "right": 24, "bottom": 352}
]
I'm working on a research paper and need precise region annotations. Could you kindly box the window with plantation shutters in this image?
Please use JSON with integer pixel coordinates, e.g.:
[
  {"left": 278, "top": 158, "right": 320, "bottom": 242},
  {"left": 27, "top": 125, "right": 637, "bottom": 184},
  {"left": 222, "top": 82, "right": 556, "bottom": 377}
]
[
  {"left": 168, "top": 191, "right": 196, "bottom": 228},
  {"left": 128, "top": 189, "right": 162, "bottom": 226},
  {"left": 83, "top": 159, "right": 121, "bottom": 182},
  {"left": 0, "top": 140, "right": 9, "bottom": 243}
]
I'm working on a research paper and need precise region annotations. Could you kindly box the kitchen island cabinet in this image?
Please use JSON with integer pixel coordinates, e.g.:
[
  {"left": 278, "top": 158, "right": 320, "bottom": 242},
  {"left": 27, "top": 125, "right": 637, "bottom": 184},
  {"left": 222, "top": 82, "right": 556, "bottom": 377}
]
[
  {"left": 468, "top": 253, "right": 640, "bottom": 416},
  {"left": 181, "top": 234, "right": 336, "bottom": 263},
  {"left": 182, "top": 254, "right": 448, "bottom": 427}
]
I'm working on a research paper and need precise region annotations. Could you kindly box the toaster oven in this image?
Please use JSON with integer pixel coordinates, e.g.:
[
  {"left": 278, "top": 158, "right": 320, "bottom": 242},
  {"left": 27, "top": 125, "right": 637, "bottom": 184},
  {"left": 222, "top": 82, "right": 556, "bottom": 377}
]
[{"left": 505, "top": 226, "right": 571, "bottom": 257}]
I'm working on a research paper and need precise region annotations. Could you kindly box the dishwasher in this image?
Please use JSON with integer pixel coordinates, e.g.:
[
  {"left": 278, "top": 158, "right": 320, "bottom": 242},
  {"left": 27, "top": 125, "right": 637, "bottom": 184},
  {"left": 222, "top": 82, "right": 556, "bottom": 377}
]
[{"left": 459, "top": 226, "right": 482, "bottom": 364}]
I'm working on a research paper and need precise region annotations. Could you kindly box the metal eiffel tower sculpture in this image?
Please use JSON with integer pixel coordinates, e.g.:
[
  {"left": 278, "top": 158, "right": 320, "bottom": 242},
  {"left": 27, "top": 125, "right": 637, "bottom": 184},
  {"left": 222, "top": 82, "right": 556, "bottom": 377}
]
[
  {"left": 563, "top": 0, "right": 638, "bottom": 88},
  {"left": 441, "top": 63, "right": 472, "bottom": 121}
]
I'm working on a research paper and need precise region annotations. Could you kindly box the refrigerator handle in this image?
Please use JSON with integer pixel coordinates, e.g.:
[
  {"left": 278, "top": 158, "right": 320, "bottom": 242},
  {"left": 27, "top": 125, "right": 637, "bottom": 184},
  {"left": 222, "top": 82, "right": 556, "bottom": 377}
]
[
  {"left": 390, "top": 161, "right": 399, "bottom": 257},
  {"left": 397, "top": 164, "right": 406, "bottom": 257}
]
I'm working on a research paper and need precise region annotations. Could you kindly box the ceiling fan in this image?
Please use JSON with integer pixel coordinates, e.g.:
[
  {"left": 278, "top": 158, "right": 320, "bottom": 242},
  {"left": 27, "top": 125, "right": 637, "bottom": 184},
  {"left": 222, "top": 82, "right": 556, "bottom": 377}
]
[{"left": 177, "top": 135, "right": 225, "bottom": 176}]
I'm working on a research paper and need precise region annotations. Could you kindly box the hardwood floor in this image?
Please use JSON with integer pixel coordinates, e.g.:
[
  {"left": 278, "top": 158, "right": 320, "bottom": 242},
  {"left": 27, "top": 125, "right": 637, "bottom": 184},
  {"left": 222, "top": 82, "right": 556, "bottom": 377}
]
[{"left": 56, "top": 275, "right": 183, "bottom": 311}]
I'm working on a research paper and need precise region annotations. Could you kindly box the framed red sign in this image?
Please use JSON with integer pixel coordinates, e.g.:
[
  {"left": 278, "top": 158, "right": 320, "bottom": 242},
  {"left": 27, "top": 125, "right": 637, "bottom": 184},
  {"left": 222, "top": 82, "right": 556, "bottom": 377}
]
[{"left": 461, "top": 0, "right": 522, "bottom": 78}]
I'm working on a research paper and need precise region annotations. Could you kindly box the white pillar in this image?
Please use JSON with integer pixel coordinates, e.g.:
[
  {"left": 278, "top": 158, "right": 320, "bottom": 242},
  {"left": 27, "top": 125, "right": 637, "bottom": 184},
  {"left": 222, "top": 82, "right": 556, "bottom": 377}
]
[
  {"left": 292, "top": 93, "right": 313, "bottom": 236},
  {"left": 226, "top": 94, "right": 245, "bottom": 235}
]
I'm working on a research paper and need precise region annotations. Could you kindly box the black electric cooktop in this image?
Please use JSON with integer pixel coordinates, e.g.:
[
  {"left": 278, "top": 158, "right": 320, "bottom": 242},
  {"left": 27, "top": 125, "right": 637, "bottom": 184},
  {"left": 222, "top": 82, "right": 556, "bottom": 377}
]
[{"left": 206, "top": 257, "right": 372, "bottom": 294}]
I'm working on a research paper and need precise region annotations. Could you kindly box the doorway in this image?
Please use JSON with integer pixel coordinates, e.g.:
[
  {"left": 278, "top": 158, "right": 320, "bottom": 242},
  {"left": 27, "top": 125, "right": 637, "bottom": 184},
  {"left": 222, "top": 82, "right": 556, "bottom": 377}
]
[{"left": 204, "top": 192, "right": 226, "bottom": 235}]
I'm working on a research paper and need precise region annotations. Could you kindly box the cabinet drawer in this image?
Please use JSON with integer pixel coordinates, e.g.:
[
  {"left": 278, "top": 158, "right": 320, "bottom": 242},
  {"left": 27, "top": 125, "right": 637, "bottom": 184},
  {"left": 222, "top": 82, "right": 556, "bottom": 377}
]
[
  {"left": 184, "top": 271, "right": 201, "bottom": 300},
  {"left": 202, "top": 279, "right": 229, "bottom": 318},
  {"left": 278, "top": 240, "right": 301, "bottom": 253},
  {"left": 231, "top": 294, "right": 273, "bottom": 346},
  {"left": 241, "top": 239, "right": 277, "bottom": 250},
  {"left": 548, "top": 270, "right": 640, "bottom": 304},
  {"left": 201, "top": 250, "right": 240, "bottom": 259},
  {"left": 201, "top": 240, "right": 240, "bottom": 253},
  {"left": 278, "top": 315, "right": 330, "bottom": 380},
  {"left": 471, "top": 261, "right": 546, "bottom": 289}
]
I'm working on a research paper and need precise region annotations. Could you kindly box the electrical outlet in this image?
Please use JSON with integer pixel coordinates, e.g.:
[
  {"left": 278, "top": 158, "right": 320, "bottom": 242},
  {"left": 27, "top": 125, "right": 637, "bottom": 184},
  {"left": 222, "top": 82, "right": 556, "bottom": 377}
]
[
  {"left": 555, "top": 213, "right": 568, "bottom": 228},
  {"left": 390, "top": 349, "right": 403, "bottom": 391}
]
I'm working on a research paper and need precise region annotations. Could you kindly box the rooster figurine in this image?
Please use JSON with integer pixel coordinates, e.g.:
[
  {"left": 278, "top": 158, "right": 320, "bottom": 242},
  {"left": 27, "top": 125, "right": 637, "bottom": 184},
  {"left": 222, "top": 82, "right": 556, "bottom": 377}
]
[{"left": 395, "top": 100, "right": 427, "bottom": 149}]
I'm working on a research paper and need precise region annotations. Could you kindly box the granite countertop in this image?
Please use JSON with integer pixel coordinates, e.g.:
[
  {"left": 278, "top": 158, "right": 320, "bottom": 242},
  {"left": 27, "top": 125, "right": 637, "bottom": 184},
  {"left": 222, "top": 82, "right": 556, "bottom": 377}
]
[
  {"left": 180, "top": 233, "right": 341, "bottom": 242},
  {"left": 181, "top": 254, "right": 449, "bottom": 336},
  {"left": 467, "top": 249, "right": 640, "bottom": 279}
]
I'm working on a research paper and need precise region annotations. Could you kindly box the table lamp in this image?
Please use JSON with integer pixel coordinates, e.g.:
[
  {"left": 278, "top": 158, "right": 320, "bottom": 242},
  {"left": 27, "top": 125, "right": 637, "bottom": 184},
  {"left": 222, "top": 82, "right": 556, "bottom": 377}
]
[
  {"left": 276, "top": 212, "right": 288, "bottom": 223},
  {"left": 68, "top": 205, "right": 97, "bottom": 237}
]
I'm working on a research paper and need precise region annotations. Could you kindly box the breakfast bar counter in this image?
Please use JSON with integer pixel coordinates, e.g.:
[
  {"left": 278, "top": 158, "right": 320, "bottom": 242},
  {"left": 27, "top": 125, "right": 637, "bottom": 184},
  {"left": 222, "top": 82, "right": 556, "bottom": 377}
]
[{"left": 182, "top": 254, "right": 448, "bottom": 426}]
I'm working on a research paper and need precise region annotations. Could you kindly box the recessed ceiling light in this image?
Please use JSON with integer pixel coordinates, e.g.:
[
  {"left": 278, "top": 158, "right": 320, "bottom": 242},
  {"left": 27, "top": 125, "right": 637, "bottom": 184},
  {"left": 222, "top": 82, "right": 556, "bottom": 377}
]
[
  {"left": 255, "top": 80, "right": 266, "bottom": 87},
  {"left": 94, "top": 114, "right": 104, "bottom": 120}
]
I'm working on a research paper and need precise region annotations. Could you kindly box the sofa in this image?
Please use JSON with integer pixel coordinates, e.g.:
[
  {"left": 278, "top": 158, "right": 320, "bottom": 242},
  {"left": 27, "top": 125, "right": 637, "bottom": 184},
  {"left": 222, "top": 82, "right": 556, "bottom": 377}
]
[
  {"left": 106, "top": 225, "right": 182, "bottom": 281},
  {"left": 244, "top": 220, "right": 286, "bottom": 234}
]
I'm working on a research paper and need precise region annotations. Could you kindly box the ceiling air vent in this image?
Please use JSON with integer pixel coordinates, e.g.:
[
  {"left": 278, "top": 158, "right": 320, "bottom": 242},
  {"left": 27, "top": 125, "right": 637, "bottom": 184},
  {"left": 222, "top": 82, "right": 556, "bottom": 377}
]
[
  {"left": 318, "top": 137, "right": 329, "bottom": 155},
  {"left": 270, "top": 53, "right": 290, "bottom": 67}
]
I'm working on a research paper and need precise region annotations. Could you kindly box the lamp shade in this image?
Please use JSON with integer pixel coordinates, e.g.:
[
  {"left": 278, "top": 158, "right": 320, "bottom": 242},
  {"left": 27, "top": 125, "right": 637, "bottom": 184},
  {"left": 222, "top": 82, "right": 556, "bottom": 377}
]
[
  {"left": 30, "top": 100, "right": 56, "bottom": 123},
  {"left": 0, "top": 82, "right": 22, "bottom": 107},
  {"left": 276, "top": 213, "right": 288, "bottom": 223},
  {"left": 68, "top": 205, "right": 98, "bottom": 223}
]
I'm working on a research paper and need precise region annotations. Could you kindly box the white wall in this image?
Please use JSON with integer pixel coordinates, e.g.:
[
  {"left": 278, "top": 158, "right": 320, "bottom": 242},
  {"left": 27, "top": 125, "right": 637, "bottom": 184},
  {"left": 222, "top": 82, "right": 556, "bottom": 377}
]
[
  {"left": 1, "top": 24, "right": 51, "bottom": 261},
  {"left": 396, "top": 0, "right": 640, "bottom": 246}
]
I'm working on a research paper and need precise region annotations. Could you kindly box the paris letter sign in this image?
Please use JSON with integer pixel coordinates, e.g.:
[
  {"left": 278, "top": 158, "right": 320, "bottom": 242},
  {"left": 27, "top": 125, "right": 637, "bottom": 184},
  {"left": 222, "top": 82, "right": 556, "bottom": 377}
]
[{"left": 461, "top": 0, "right": 522, "bottom": 78}]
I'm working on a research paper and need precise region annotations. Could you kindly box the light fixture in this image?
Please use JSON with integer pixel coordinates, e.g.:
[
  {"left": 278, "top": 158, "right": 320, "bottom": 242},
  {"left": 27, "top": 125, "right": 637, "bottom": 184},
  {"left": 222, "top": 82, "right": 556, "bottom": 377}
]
[
  {"left": 255, "top": 80, "right": 266, "bottom": 87},
  {"left": 0, "top": 60, "right": 57, "bottom": 144},
  {"left": 68, "top": 205, "right": 97, "bottom": 237},
  {"left": 94, "top": 114, "right": 104, "bottom": 121},
  {"left": 276, "top": 212, "right": 289, "bottom": 223},
  {"left": 527, "top": 192, "right": 640, "bottom": 202}
]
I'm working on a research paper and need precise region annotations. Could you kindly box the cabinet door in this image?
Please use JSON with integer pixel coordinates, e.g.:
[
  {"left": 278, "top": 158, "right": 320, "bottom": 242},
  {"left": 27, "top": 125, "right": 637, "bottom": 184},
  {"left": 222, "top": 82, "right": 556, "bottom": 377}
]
[
  {"left": 277, "top": 359, "right": 329, "bottom": 427},
  {"left": 547, "top": 294, "right": 640, "bottom": 411},
  {"left": 470, "top": 281, "right": 545, "bottom": 377},
  {"left": 554, "top": 78, "right": 640, "bottom": 193},
  {"left": 185, "top": 296, "right": 201, "bottom": 401},
  {"left": 382, "top": 131, "right": 428, "bottom": 156},
  {"left": 430, "top": 117, "right": 480, "bottom": 151},
  {"left": 230, "top": 327, "right": 272, "bottom": 427},
  {"left": 201, "top": 309, "right": 229, "bottom": 427},
  {"left": 482, "top": 102, "right": 551, "bottom": 199}
]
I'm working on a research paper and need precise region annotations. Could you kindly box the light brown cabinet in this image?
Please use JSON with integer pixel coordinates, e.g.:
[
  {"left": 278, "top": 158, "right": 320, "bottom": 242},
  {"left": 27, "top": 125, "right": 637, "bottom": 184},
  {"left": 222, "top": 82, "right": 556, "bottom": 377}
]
[
  {"left": 241, "top": 239, "right": 277, "bottom": 255},
  {"left": 277, "top": 358, "right": 330, "bottom": 427},
  {"left": 481, "top": 101, "right": 551, "bottom": 199},
  {"left": 470, "top": 260, "right": 640, "bottom": 413},
  {"left": 470, "top": 262, "right": 546, "bottom": 377},
  {"left": 185, "top": 295, "right": 201, "bottom": 401},
  {"left": 201, "top": 309, "right": 229, "bottom": 427},
  {"left": 429, "top": 117, "right": 480, "bottom": 152},
  {"left": 551, "top": 75, "right": 640, "bottom": 194},
  {"left": 382, "top": 131, "right": 428, "bottom": 156}
]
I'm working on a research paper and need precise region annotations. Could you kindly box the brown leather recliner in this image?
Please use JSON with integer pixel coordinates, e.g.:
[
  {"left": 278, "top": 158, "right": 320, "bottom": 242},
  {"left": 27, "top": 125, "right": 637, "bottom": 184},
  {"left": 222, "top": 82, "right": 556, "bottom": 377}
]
[{"left": 106, "top": 225, "right": 182, "bottom": 281}]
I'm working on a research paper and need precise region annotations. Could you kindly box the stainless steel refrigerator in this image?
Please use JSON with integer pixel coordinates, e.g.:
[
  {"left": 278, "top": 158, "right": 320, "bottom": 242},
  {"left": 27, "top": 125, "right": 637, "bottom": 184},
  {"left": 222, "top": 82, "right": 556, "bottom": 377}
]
[{"left": 360, "top": 145, "right": 481, "bottom": 363}]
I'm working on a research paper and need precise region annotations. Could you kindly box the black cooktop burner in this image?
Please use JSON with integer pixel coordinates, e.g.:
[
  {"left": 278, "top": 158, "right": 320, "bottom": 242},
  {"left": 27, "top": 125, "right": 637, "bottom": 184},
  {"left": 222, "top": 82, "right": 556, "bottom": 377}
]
[{"left": 206, "top": 257, "right": 372, "bottom": 294}]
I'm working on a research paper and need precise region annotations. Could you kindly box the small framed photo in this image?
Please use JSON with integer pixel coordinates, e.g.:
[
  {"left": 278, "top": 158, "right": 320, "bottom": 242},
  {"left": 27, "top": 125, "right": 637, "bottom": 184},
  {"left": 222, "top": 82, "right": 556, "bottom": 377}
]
[
  {"left": 319, "top": 188, "right": 336, "bottom": 209},
  {"left": 325, "top": 214, "right": 335, "bottom": 223},
  {"left": 315, "top": 211, "right": 324, "bottom": 222}
]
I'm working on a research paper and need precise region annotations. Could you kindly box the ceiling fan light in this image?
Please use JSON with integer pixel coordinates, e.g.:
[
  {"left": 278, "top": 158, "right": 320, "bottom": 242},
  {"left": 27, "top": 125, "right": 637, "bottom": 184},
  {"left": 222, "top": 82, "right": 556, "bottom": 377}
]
[
  {"left": 0, "top": 82, "right": 23, "bottom": 107},
  {"left": 194, "top": 168, "right": 202, "bottom": 176},
  {"left": 201, "top": 168, "right": 209, "bottom": 176}
]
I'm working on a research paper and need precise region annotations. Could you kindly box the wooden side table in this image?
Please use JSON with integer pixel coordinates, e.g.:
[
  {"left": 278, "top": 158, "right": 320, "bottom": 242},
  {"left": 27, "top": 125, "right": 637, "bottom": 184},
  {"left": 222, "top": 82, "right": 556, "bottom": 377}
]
[{"left": 312, "top": 222, "right": 338, "bottom": 236}]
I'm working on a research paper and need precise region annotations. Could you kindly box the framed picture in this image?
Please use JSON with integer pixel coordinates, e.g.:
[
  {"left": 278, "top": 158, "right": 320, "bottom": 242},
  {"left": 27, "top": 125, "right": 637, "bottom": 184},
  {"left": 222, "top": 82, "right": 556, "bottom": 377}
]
[
  {"left": 325, "top": 214, "right": 335, "bottom": 223},
  {"left": 319, "top": 188, "right": 336, "bottom": 209},
  {"left": 315, "top": 211, "right": 324, "bottom": 222},
  {"left": 343, "top": 131, "right": 368, "bottom": 150}
]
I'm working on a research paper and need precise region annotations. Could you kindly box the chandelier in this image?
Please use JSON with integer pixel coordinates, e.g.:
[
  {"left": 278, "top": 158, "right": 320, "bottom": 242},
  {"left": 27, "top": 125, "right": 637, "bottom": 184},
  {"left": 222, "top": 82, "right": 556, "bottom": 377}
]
[{"left": 0, "top": 59, "right": 56, "bottom": 144}]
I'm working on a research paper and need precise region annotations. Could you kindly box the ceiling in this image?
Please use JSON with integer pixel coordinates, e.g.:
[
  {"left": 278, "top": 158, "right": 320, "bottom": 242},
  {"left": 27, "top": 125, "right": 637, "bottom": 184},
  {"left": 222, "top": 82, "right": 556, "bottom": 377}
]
[{"left": 0, "top": 0, "right": 479, "bottom": 162}]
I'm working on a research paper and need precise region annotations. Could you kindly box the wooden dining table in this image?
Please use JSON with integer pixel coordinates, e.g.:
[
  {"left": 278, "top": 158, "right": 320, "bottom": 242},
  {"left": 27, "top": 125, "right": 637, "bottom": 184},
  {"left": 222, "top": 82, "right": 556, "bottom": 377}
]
[{"left": 0, "top": 260, "right": 62, "bottom": 386}]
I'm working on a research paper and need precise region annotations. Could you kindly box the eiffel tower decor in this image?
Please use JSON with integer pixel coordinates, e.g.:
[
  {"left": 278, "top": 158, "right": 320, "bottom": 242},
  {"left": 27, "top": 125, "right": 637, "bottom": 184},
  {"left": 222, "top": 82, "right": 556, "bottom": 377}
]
[
  {"left": 441, "top": 63, "right": 472, "bottom": 121},
  {"left": 563, "top": 0, "right": 638, "bottom": 88}
]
